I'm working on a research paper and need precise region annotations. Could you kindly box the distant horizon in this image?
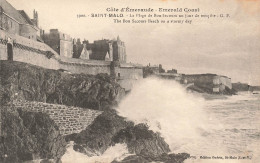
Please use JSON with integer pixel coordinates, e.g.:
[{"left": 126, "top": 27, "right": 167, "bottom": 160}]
[{"left": 7, "top": 0, "right": 260, "bottom": 85}]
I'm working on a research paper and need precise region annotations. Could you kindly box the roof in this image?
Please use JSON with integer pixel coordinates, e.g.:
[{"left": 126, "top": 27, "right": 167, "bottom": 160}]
[
  {"left": 0, "top": 0, "right": 28, "bottom": 24},
  {"left": 18, "top": 10, "right": 34, "bottom": 25}
]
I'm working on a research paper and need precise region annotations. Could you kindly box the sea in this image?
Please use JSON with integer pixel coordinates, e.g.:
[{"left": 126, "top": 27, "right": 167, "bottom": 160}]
[
  {"left": 61, "top": 78, "right": 260, "bottom": 163},
  {"left": 181, "top": 92, "right": 260, "bottom": 163}
]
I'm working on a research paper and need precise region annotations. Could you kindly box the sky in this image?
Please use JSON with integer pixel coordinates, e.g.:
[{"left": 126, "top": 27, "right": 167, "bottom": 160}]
[{"left": 7, "top": 0, "right": 260, "bottom": 85}]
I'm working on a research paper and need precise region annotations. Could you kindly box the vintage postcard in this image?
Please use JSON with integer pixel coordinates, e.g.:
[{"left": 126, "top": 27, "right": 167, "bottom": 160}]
[{"left": 0, "top": 0, "right": 259, "bottom": 162}]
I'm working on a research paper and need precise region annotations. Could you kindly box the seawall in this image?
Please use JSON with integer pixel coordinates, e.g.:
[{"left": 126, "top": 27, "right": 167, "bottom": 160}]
[{"left": 11, "top": 100, "right": 103, "bottom": 135}]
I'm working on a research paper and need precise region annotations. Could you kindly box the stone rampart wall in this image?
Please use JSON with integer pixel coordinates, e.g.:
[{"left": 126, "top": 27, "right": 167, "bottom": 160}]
[
  {"left": 12, "top": 100, "right": 103, "bottom": 135},
  {"left": 13, "top": 45, "right": 60, "bottom": 70},
  {"left": 0, "top": 29, "right": 61, "bottom": 70},
  {"left": 184, "top": 74, "right": 215, "bottom": 86},
  {"left": 0, "top": 30, "right": 53, "bottom": 52},
  {"left": 59, "top": 56, "right": 112, "bottom": 66},
  {"left": 59, "top": 60, "right": 111, "bottom": 75},
  {"left": 116, "top": 67, "right": 143, "bottom": 91},
  {"left": 117, "top": 67, "right": 143, "bottom": 79}
]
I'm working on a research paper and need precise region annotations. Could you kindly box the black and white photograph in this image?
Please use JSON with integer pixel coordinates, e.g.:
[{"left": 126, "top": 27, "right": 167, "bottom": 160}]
[{"left": 0, "top": 0, "right": 259, "bottom": 162}]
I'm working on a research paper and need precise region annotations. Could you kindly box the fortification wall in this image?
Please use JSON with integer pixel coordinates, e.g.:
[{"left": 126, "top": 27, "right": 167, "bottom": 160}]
[
  {"left": 59, "top": 60, "right": 111, "bottom": 74},
  {"left": 59, "top": 56, "right": 112, "bottom": 65},
  {"left": 58, "top": 56, "right": 111, "bottom": 74},
  {"left": 213, "top": 76, "right": 232, "bottom": 91},
  {"left": 118, "top": 67, "right": 143, "bottom": 80},
  {"left": 0, "top": 29, "right": 61, "bottom": 69},
  {"left": 116, "top": 66, "right": 143, "bottom": 91},
  {"left": 1, "top": 30, "right": 52, "bottom": 51},
  {"left": 184, "top": 74, "right": 215, "bottom": 86},
  {"left": 12, "top": 100, "right": 103, "bottom": 135},
  {"left": 220, "top": 76, "right": 232, "bottom": 89},
  {"left": 13, "top": 47, "right": 60, "bottom": 70},
  {"left": 0, "top": 30, "right": 144, "bottom": 91}
]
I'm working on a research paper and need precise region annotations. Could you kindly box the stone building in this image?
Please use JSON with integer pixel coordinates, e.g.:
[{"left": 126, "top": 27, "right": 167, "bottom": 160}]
[
  {"left": 88, "top": 39, "right": 113, "bottom": 61},
  {"left": 213, "top": 75, "right": 232, "bottom": 92},
  {"left": 73, "top": 36, "right": 126, "bottom": 63},
  {"left": 143, "top": 64, "right": 159, "bottom": 78},
  {"left": 72, "top": 38, "right": 84, "bottom": 58},
  {"left": 167, "top": 69, "right": 177, "bottom": 74},
  {"left": 41, "top": 29, "right": 73, "bottom": 58},
  {"left": 80, "top": 41, "right": 89, "bottom": 60},
  {"left": 183, "top": 74, "right": 232, "bottom": 93},
  {"left": 112, "top": 36, "right": 126, "bottom": 63},
  {"left": 0, "top": 0, "right": 143, "bottom": 92},
  {"left": 157, "top": 73, "right": 182, "bottom": 82},
  {"left": 0, "top": 0, "right": 41, "bottom": 41}
]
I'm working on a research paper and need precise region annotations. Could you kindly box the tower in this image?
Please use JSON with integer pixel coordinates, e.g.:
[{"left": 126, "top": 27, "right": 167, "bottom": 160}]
[
  {"left": 33, "top": 9, "right": 39, "bottom": 27},
  {"left": 112, "top": 35, "right": 126, "bottom": 63}
]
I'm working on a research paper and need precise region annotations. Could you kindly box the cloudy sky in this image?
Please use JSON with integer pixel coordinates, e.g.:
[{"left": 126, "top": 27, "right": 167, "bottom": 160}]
[{"left": 8, "top": 0, "right": 260, "bottom": 85}]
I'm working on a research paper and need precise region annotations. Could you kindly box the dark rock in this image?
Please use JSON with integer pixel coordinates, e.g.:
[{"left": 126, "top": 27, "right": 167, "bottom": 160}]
[
  {"left": 232, "top": 82, "right": 260, "bottom": 92},
  {"left": 40, "top": 159, "right": 56, "bottom": 163},
  {"left": 66, "top": 111, "right": 171, "bottom": 159},
  {"left": 167, "top": 153, "right": 190, "bottom": 163},
  {"left": 0, "top": 106, "right": 66, "bottom": 163},
  {"left": 0, "top": 61, "right": 125, "bottom": 110},
  {"left": 65, "top": 109, "right": 133, "bottom": 154},
  {"left": 0, "top": 61, "right": 190, "bottom": 163},
  {"left": 112, "top": 124, "right": 170, "bottom": 157}
]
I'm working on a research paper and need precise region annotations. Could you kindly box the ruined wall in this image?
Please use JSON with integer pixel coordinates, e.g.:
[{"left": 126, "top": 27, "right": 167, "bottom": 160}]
[{"left": 12, "top": 100, "right": 103, "bottom": 135}]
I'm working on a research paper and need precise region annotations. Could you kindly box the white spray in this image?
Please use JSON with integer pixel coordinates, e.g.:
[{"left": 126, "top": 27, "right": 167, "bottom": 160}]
[
  {"left": 61, "top": 142, "right": 130, "bottom": 163},
  {"left": 116, "top": 77, "right": 208, "bottom": 152}
]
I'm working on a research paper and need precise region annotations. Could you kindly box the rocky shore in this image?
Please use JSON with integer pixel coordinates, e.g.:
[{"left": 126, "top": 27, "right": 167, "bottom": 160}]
[
  {"left": 0, "top": 61, "right": 189, "bottom": 163},
  {"left": 0, "top": 106, "right": 66, "bottom": 162}
]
